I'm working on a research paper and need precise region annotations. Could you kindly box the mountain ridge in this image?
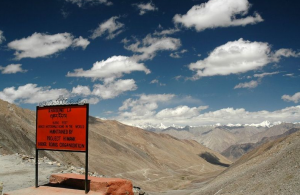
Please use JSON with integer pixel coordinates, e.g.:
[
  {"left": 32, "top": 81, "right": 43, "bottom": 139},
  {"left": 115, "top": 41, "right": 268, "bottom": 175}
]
[{"left": 0, "top": 98, "right": 231, "bottom": 191}]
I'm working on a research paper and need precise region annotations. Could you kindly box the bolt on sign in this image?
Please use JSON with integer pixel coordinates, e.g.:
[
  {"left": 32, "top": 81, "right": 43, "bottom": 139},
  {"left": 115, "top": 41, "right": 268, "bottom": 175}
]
[
  {"left": 36, "top": 105, "right": 88, "bottom": 151},
  {"left": 36, "top": 104, "right": 89, "bottom": 193}
]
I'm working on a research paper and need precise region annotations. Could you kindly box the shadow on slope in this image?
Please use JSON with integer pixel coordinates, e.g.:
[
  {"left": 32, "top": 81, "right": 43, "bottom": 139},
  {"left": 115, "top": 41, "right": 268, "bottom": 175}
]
[{"left": 199, "top": 152, "right": 230, "bottom": 167}]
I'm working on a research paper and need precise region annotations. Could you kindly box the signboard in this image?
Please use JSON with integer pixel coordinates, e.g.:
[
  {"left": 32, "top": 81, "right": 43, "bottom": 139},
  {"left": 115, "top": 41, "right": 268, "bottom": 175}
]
[
  {"left": 36, "top": 104, "right": 88, "bottom": 152},
  {"left": 35, "top": 103, "right": 89, "bottom": 193}
]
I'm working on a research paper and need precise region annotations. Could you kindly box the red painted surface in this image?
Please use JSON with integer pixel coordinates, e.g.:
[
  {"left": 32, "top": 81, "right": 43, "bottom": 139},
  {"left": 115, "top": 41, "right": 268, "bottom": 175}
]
[
  {"left": 4, "top": 174, "right": 134, "bottom": 195},
  {"left": 36, "top": 105, "right": 87, "bottom": 151},
  {"left": 49, "top": 174, "right": 134, "bottom": 195}
]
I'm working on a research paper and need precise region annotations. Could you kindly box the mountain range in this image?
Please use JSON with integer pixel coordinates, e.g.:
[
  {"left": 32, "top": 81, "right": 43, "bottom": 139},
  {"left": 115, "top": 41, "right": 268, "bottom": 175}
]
[
  {"left": 2, "top": 97, "right": 300, "bottom": 194},
  {"left": 141, "top": 122, "right": 300, "bottom": 155},
  {"left": 0, "top": 98, "right": 231, "bottom": 191}
]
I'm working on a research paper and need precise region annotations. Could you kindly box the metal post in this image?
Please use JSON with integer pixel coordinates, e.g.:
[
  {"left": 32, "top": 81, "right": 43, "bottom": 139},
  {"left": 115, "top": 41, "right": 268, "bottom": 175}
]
[
  {"left": 35, "top": 106, "right": 39, "bottom": 188},
  {"left": 85, "top": 151, "right": 88, "bottom": 194},
  {"left": 35, "top": 149, "right": 38, "bottom": 188},
  {"left": 85, "top": 104, "right": 89, "bottom": 194}
]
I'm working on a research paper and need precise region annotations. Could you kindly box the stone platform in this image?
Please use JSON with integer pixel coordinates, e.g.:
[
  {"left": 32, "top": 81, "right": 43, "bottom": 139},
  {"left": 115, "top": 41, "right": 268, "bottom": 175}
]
[{"left": 4, "top": 173, "right": 134, "bottom": 195}]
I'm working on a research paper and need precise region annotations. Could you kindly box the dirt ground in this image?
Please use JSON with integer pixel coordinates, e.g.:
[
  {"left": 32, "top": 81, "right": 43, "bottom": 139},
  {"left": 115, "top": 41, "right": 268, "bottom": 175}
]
[{"left": 0, "top": 154, "right": 66, "bottom": 193}]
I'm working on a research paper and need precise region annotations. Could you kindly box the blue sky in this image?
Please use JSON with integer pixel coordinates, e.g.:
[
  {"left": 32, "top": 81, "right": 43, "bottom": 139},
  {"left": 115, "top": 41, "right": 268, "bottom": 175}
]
[{"left": 0, "top": 0, "right": 300, "bottom": 126}]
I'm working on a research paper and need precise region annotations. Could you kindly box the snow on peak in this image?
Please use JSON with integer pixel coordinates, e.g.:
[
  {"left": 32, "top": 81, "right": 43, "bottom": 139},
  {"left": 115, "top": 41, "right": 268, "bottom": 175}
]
[
  {"left": 246, "top": 120, "right": 272, "bottom": 128},
  {"left": 226, "top": 123, "right": 242, "bottom": 127}
]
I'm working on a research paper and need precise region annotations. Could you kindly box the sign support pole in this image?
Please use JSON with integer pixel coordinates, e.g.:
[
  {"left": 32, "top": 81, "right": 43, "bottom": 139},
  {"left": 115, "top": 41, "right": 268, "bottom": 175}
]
[
  {"left": 35, "top": 108, "right": 38, "bottom": 188},
  {"left": 35, "top": 149, "right": 38, "bottom": 188},
  {"left": 85, "top": 104, "right": 89, "bottom": 194}
]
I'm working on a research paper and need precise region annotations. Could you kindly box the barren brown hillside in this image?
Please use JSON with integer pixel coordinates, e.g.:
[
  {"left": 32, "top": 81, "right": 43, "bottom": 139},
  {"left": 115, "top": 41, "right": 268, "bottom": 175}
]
[
  {"left": 0, "top": 99, "right": 231, "bottom": 191},
  {"left": 191, "top": 130, "right": 300, "bottom": 195}
]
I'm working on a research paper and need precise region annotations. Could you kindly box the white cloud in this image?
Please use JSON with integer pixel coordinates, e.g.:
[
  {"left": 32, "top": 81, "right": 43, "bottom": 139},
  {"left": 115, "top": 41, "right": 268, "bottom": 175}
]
[
  {"left": 156, "top": 105, "right": 208, "bottom": 119},
  {"left": 119, "top": 94, "right": 175, "bottom": 111},
  {"left": 125, "top": 34, "right": 181, "bottom": 61},
  {"left": 235, "top": 71, "right": 281, "bottom": 90},
  {"left": 174, "top": 75, "right": 183, "bottom": 80},
  {"left": 153, "top": 28, "right": 180, "bottom": 36},
  {"left": 121, "top": 38, "right": 130, "bottom": 44},
  {"left": 188, "top": 38, "right": 299, "bottom": 79},
  {"left": 8, "top": 33, "right": 88, "bottom": 60},
  {"left": 0, "top": 30, "right": 5, "bottom": 44},
  {"left": 133, "top": 1, "right": 158, "bottom": 15},
  {"left": 65, "top": 0, "right": 112, "bottom": 7},
  {"left": 150, "top": 79, "right": 166, "bottom": 86},
  {"left": 173, "top": 0, "right": 263, "bottom": 32},
  {"left": 253, "top": 71, "right": 280, "bottom": 78},
  {"left": 90, "top": 16, "right": 124, "bottom": 40},
  {"left": 282, "top": 92, "right": 300, "bottom": 103},
  {"left": 116, "top": 103, "right": 300, "bottom": 126},
  {"left": 92, "top": 79, "right": 137, "bottom": 99},
  {"left": 234, "top": 80, "right": 259, "bottom": 89},
  {"left": 170, "top": 49, "right": 188, "bottom": 58},
  {"left": 72, "top": 36, "right": 90, "bottom": 50},
  {"left": 273, "top": 48, "right": 300, "bottom": 61},
  {"left": 67, "top": 55, "right": 150, "bottom": 82},
  {"left": 82, "top": 97, "right": 100, "bottom": 104},
  {"left": 0, "top": 64, "right": 27, "bottom": 74},
  {"left": 150, "top": 79, "right": 159, "bottom": 84},
  {"left": 117, "top": 94, "right": 175, "bottom": 120},
  {"left": 0, "top": 83, "right": 69, "bottom": 104},
  {"left": 71, "top": 85, "right": 91, "bottom": 96},
  {"left": 284, "top": 73, "right": 294, "bottom": 77}
]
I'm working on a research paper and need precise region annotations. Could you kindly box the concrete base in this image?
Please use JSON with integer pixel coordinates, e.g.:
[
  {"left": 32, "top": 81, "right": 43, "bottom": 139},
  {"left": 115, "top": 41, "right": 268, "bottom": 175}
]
[
  {"left": 4, "top": 186, "right": 100, "bottom": 195},
  {"left": 4, "top": 173, "right": 134, "bottom": 195}
]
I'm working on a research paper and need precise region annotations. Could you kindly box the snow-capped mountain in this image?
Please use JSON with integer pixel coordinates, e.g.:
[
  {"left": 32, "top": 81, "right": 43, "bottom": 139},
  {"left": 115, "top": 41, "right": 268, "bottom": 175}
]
[{"left": 133, "top": 121, "right": 284, "bottom": 130}]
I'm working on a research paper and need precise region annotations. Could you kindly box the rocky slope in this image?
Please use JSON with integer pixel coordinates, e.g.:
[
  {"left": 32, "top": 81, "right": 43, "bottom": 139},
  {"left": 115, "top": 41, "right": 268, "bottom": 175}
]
[
  {"left": 0, "top": 99, "right": 231, "bottom": 192},
  {"left": 222, "top": 128, "right": 300, "bottom": 161},
  {"left": 190, "top": 130, "right": 300, "bottom": 194}
]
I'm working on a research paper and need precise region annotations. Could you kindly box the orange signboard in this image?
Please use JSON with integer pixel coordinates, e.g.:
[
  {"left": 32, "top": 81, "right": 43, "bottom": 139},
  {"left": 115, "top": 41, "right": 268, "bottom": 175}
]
[{"left": 36, "top": 104, "right": 88, "bottom": 152}]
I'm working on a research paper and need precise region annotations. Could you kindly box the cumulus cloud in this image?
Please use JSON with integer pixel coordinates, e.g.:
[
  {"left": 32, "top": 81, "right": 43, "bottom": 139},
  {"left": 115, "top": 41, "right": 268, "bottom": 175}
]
[
  {"left": 67, "top": 55, "right": 150, "bottom": 82},
  {"left": 92, "top": 79, "right": 137, "bottom": 99},
  {"left": 156, "top": 105, "right": 208, "bottom": 119},
  {"left": 0, "top": 83, "right": 70, "bottom": 104},
  {"left": 65, "top": 0, "right": 112, "bottom": 7},
  {"left": 0, "top": 30, "right": 5, "bottom": 44},
  {"left": 133, "top": 1, "right": 158, "bottom": 15},
  {"left": 188, "top": 39, "right": 300, "bottom": 79},
  {"left": 118, "top": 94, "right": 175, "bottom": 120},
  {"left": 234, "top": 80, "right": 259, "bottom": 89},
  {"left": 72, "top": 36, "right": 90, "bottom": 50},
  {"left": 125, "top": 34, "right": 181, "bottom": 61},
  {"left": 282, "top": 92, "right": 300, "bottom": 103},
  {"left": 90, "top": 16, "right": 124, "bottom": 40},
  {"left": 173, "top": 0, "right": 263, "bottom": 32},
  {"left": 8, "top": 33, "right": 89, "bottom": 60},
  {"left": 0, "top": 64, "right": 27, "bottom": 74},
  {"left": 71, "top": 85, "right": 91, "bottom": 96}
]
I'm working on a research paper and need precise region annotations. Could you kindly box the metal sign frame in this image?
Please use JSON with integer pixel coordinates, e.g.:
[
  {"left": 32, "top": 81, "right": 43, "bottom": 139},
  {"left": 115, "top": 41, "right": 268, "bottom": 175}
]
[{"left": 35, "top": 103, "right": 89, "bottom": 194}]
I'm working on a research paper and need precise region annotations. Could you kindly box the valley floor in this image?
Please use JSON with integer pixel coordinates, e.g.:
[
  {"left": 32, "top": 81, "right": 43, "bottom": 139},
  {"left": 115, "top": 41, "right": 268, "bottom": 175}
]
[{"left": 0, "top": 154, "right": 221, "bottom": 195}]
